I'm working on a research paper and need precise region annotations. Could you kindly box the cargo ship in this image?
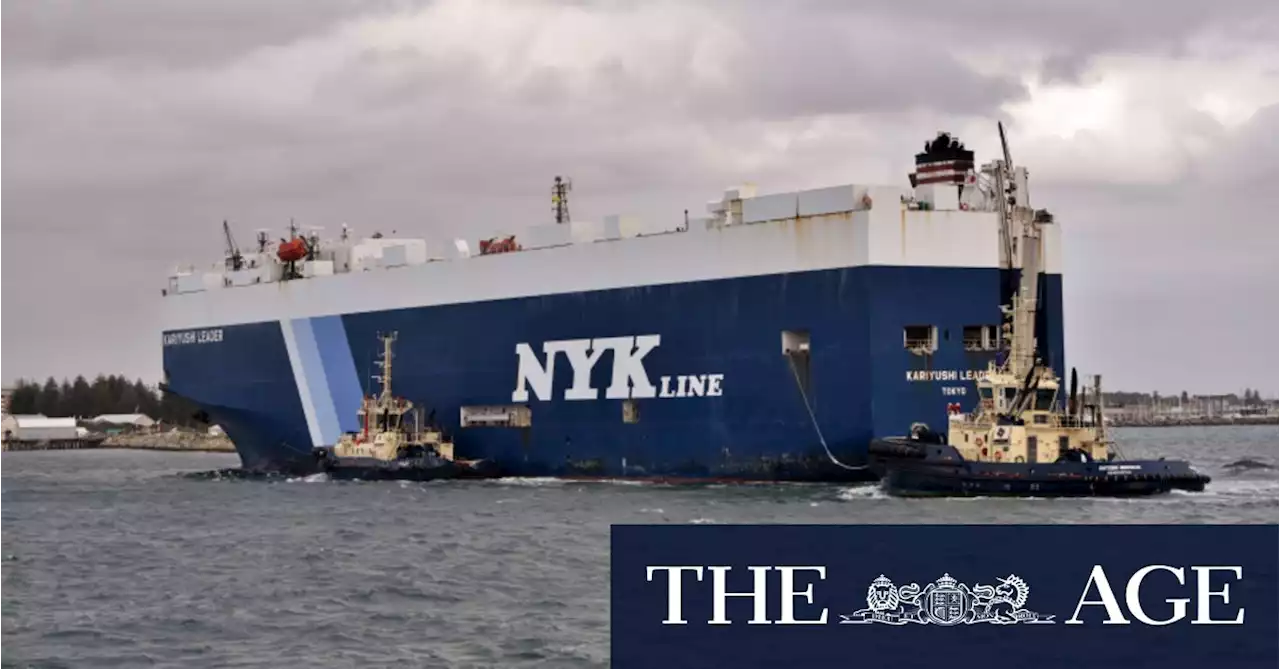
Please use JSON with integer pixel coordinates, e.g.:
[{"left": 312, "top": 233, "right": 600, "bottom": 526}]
[{"left": 160, "top": 126, "right": 1065, "bottom": 480}]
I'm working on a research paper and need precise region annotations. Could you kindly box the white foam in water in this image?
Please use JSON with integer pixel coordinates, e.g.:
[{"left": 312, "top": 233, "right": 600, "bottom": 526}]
[
  {"left": 1183, "top": 478, "right": 1278, "bottom": 499},
  {"left": 489, "top": 477, "right": 566, "bottom": 487},
  {"left": 837, "top": 485, "right": 889, "bottom": 501},
  {"left": 690, "top": 518, "right": 717, "bottom": 524},
  {"left": 284, "top": 473, "right": 330, "bottom": 483}
]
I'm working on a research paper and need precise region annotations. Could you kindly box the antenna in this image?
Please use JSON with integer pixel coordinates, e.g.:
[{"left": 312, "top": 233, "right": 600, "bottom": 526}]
[
  {"left": 306, "top": 226, "right": 323, "bottom": 260},
  {"left": 552, "top": 176, "right": 572, "bottom": 224}
]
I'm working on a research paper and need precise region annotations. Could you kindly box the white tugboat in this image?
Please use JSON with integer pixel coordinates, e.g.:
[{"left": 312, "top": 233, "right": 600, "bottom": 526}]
[
  {"left": 867, "top": 123, "right": 1210, "bottom": 497},
  {"left": 312, "top": 332, "right": 497, "bottom": 481}
]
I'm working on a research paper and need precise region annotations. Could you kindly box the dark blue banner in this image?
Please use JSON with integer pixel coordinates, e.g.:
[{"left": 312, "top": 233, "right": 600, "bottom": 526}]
[{"left": 611, "top": 525, "right": 1278, "bottom": 669}]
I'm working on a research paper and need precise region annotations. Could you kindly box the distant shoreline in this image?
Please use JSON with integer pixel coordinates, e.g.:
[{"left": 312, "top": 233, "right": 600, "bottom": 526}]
[
  {"left": 2, "top": 432, "right": 236, "bottom": 453},
  {"left": 1108, "top": 417, "right": 1277, "bottom": 428}
]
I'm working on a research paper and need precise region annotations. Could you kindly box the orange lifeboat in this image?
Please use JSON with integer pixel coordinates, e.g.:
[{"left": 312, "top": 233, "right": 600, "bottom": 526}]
[
  {"left": 479, "top": 235, "right": 520, "bottom": 255},
  {"left": 277, "top": 238, "right": 307, "bottom": 262}
]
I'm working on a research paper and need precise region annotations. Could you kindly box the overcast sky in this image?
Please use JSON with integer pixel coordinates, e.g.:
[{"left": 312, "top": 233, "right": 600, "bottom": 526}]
[{"left": 3, "top": 0, "right": 1277, "bottom": 396}]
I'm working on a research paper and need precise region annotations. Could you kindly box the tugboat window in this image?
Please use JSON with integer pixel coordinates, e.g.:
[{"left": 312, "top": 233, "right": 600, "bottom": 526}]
[{"left": 1034, "top": 389, "right": 1055, "bottom": 411}]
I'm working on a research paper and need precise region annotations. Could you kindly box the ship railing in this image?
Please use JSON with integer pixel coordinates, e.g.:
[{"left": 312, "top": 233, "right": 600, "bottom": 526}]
[
  {"left": 165, "top": 221, "right": 700, "bottom": 297},
  {"left": 1044, "top": 414, "right": 1097, "bottom": 429}
]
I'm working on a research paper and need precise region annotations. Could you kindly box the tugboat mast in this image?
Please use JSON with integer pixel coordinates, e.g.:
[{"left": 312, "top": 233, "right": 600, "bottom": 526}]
[{"left": 371, "top": 331, "right": 401, "bottom": 412}]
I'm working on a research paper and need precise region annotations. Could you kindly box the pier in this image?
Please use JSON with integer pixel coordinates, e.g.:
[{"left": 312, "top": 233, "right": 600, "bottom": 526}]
[{"left": 2, "top": 436, "right": 107, "bottom": 452}]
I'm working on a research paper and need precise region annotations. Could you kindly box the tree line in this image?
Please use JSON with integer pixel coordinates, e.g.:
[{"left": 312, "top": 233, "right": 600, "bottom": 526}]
[{"left": 5, "top": 376, "right": 208, "bottom": 428}]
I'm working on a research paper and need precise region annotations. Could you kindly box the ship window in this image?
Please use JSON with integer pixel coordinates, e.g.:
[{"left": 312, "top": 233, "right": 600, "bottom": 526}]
[
  {"left": 963, "top": 325, "right": 1000, "bottom": 351},
  {"left": 978, "top": 387, "right": 993, "bottom": 400},
  {"left": 903, "top": 326, "right": 937, "bottom": 354},
  {"left": 623, "top": 399, "right": 640, "bottom": 424},
  {"left": 962, "top": 326, "right": 982, "bottom": 350}
]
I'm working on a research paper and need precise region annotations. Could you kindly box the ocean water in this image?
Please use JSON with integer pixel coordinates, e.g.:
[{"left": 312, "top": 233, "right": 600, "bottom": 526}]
[{"left": 2, "top": 425, "right": 1276, "bottom": 668}]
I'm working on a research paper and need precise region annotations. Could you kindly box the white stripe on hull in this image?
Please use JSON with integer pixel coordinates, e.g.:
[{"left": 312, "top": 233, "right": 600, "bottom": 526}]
[{"left": 280, "top": 318, "right": 323, "bottom": 447}]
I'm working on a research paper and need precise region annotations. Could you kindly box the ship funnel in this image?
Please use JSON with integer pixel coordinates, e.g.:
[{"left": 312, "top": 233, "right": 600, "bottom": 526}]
[{"left": 910, "top": 132, "right": 974, "bottom": 186}]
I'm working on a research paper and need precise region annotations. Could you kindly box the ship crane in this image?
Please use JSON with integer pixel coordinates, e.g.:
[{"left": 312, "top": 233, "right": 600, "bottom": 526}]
[
  {"left": 989, "top": 122, "right": 1059, "bottom": 418},
  {"left": 222, "top": 220, "right": 244, "bottom": 271},
  {"left": 996, "top": 122, "right": 1018, "bottom": 274}
]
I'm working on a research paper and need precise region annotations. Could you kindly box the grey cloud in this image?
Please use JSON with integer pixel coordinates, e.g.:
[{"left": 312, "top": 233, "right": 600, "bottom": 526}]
[
  {"left": 778, "top": 0, "right": 1276, "bottom": 85},
  {"left": 1060, "top": 207, "right": 1277, "bottom": 394},
  {"left": 798, "top": 0, "right": 1275, "bottom": 54},
  {"left": 708, "top": 10, "right": 1025, "bottom": 119},
  {"left": 1189, "top": 103, "right": 1279, "bottom": 189},
  {"left": 1, "top": 0, "right": 413, "bottom": 69},
  {"left": 2, "top": 1, "right": 1276, "bottom": 395}
]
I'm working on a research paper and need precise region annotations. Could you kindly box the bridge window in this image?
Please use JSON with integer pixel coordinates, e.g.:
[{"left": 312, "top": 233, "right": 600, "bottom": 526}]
[
  {"left": 903, "top": 326, "right": 937, "bottom": 354},
  {"left": 1034, "top": 388, "right": 1056, "bottom": 411},
  {"left": 963, "top": 325, "right": 1000, "bottom": 351},
  {"left": 999, "top": 387, "right": 1017, "bottom": 411}
]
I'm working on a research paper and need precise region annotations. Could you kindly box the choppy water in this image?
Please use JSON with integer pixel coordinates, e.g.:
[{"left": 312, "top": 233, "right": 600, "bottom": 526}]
[{"left": 3, "top": 425, "right": 1276, "bottom": 668}]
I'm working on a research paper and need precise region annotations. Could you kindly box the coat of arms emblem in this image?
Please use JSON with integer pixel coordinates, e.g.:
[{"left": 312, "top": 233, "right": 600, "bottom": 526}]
[{"left": 840, "top": 573, "right": 1054, "bottom": 626}]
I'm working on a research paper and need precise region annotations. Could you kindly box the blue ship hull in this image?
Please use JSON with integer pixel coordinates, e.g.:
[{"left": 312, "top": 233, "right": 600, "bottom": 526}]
[{"left": 162, "top": 265, "right": 1065, "bottom": 480}]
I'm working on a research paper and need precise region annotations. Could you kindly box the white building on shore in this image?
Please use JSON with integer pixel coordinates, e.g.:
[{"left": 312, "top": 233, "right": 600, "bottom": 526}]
[
  {"left": 87, "top": 414, "right": 157, "bottom": 431},
  {"left": 2, "top": 415, "right": 79, "bottom": 441}
]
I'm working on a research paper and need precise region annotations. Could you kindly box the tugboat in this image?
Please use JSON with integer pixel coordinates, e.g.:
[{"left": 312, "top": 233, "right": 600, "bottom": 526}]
[
  {"left": 312, "top": 332, "right": 498, "bottom": 481},
  {"left": 868, "top": 124, "right": 1210, "bottom": 498}
]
